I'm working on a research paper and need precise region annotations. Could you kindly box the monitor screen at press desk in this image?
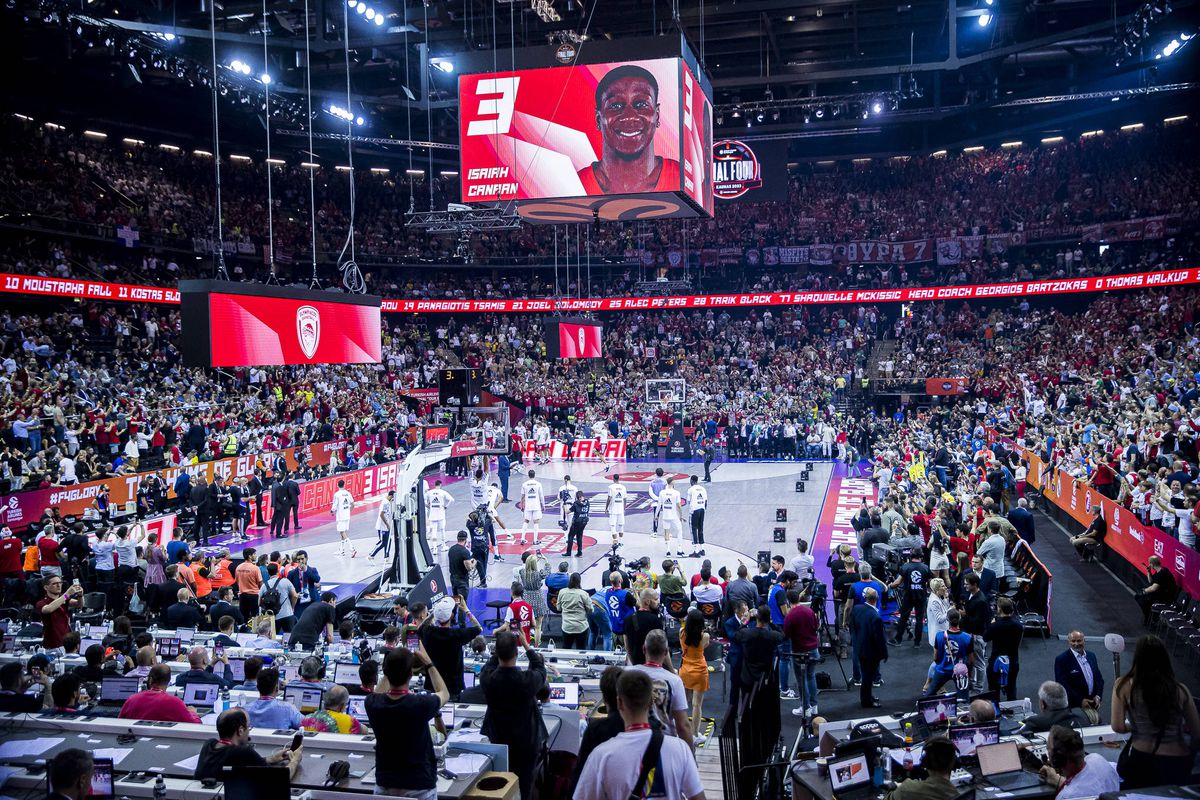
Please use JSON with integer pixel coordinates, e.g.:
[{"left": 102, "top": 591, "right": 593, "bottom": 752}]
[
  {"left": 226, "top": 657, "right": 246, "bottom": 682},
  {"left": 949, "top": 722, "right": 1000, "bottom": 756},
  {"left": 183, "top": 683, "right": 220, "bottom": 707},
  {"left": 87, "top": 758, "right": 114, "bottom": 799},
  {"left": 278, "top": 663, "right": 300, "bottom": 684},
  {"left": 547, "top": 682, "right": 580, "bottom": 708},
  {"left": 283, "top": 685, "right": 323, "bottom": 714},
  {"left": 918, "top": 693, "right": 958, "bottom": 725},
  {"left": 99, "top": 676, "right": 140, "bottom": 703},
  {"left": 346, "top": 695, "right": 368, "bottom": 721},
  {"left": 333, "top": 661, "right": 361, "bottom": 686},
  {"left": 829, "top": 754, "right": 872, "bottom": 792}
]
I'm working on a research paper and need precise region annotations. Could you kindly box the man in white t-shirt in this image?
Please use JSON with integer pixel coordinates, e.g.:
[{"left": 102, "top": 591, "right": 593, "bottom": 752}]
[
  {"left": 573, "top": 668, "right": 705, "bottom": 800},
  {"left": 425, "top": 479, "right": 454, "bottom": 558},
  {"left": 330, "top": 479, "right": 356, "bottom": 557},
  {"left": 534, "top": 422, "right": 552, "bottom": 464},
  {"left": 518, "top": 469, "right": 544, "bottom": 546},
  {"left": 605, "top": 474, "right": 627, "bottom": 548},
  {"left": 626, "top": 630, "right": 694, "bottom": 746},
  {"left": 58, "top": 454, "right": 77, "bottom": 485},
  {"left": 658, "top": 477, "right": 684, "bottom": 557},
  {"left": 684, "top": 475, "right": 707, "bottom": 558}
]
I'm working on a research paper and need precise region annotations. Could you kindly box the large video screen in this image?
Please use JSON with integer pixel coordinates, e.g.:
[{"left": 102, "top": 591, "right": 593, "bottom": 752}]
[
  {"left": 547, "top": 318, "right": 603, "bottom": 359},
  {"left": 459, "top": 58, "right": 710, "bottom": 207},
  {"left": 180, "top": 281, "right": 382, "bottom": 368}
]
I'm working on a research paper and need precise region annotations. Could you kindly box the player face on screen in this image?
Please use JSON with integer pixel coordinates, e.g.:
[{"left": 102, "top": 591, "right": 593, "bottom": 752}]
[
  {"left": 597, "top": 72, "right": 660, "bottom": 160},
  {"left": 581, "top": 65, "right": 679, "bottom": 195}
]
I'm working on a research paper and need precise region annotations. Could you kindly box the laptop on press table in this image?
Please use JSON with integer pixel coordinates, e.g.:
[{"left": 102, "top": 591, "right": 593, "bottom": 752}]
[
  {"left": 977, "top": 741, "right": 1042, "bottom": 791},
  {"left": 828, "top": 753, "right": 878, "bottom": 800},
  {"left": 98, "top": 676, "right": 141, "bottom": 706}
]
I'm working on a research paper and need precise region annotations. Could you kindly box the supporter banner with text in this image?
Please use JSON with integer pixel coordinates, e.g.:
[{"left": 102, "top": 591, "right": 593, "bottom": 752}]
[
  {"left": 1021, "top": 450, "right": 1200, "bottom": 598},
  {"left": 2, "top": 267, "right": 1197, "bottom": 314},
  {"left": 925, "top": 378, "right": 968, "bottom": 395},
  {"left": 520, "top": 438, "right": 627, "bottom": 461},
  {"left": 0, "top": 439, "right": 349, "bottom": 531}
]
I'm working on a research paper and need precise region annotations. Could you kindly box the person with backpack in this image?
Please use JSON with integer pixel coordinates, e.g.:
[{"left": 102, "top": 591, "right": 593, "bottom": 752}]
[
  {"left": 258, "top": 562, "right": 299, "bottom": 633},
  {"left": 573, "top": 669, "right": 704, "bottom": 800}
]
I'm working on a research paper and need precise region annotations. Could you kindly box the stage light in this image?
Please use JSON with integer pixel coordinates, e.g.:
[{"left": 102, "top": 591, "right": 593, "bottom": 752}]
[
  {"left": 365, "top": 8, "right": 376, "bottom": 19},
  {"left": 356, "top": 116, "right": 365, "bottom": 126},
  {"left": 159, "top": 143, "right": 180, "bottom": 151},
  {"left": 261, "top": 73, "right": 271, "bottom": 84},
  {"left": 871, "top": 100, "right": 883, "bottom": 115},
  {"left": 83, "top": 130, "right": 107, "bottom": 139},
  {"left": 1161, "top": 38, "right": 1181, "bottom": 56},
  {"left": 374, "top": 14, "right": 384, "bottom": 25},
  {"left": 356, "top": 3, "right": 366, "bottom": 13},
  {"left": 1080, "top": 130, "right": 1103, "bottom": 137},
  {"left": 1041, "top": 136, "right": 1064, "bottom": 144},
  {"left": 1120, "top": 123, "right": 1144, "bottom": 131},
  {"left": 301, "top": 161, "right": 319, "bottom": 168},
  {"left": 348, "top": 0, "right": 358, "bottom": 7},
  {"left": 755, "top": 109, "right": 764, "bottom": 123},
  {"left": 978, "top": 12, "right": 992, "bottom": 26},
  {"left": 814, "top": 107, "right": 824, "bottom": 119},
  {"left": 230, "top": 154, "right": 251, "bottom": 161},
  {"left": 1001, "top": 140, "right": 1022, "bottom": 148},
  {"left": 716, "top": 114, "right": 724, "bottom": 125},
  {"left": 1164, "top": 115, "right": 1188, "bottom": 123},
  {"left": 370, "top": 167, "right": 389, "bottom": 173},
  {"left": 731, "top": 109, "right": 741, "bottom": 118},
  {"left": 430, "top": 57, "right": 454, "bottom": 73},
  {"left": 162, "top": 32, "right": 175, "bottom": 41},
  {"left": 963, "top": 145, "right": 984, "bottom": 153}
]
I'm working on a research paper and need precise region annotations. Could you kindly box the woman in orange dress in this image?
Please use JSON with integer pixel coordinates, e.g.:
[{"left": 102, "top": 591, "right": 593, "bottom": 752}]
[{"left": 679, "top": 607, "right": 710, "bottom": 745}]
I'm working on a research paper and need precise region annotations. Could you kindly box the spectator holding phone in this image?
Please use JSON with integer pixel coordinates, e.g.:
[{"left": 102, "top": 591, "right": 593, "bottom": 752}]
[{"left": 38, "top": 574, "right": 82, "bottom": 649}]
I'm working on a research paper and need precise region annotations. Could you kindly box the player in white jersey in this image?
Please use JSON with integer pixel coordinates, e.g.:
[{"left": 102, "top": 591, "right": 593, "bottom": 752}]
[
  {"left": 685, "top": 474, "right": 708, "bottom": 557},
  {"left": 330, "top": 479, "right": 357, "bottom": 557},
  {"left": 470, "top": 469, "right": 488, "bottom": 509},
  {"left": 518, "top": 469, "right": 545, "bottom": 546},
  {"left": 557, "top": 475, "right": 578, "bottom": 529},
  {"left": 604, "top": 473, "right": 627, "bottom": 548},
  {"left": 658, "top": 476, "right": 684, "bottom": 557},
  {"left": 534, "top": 422, "right": 552, "bottom": 463},
  {"left": 424, "top": 478, "right": 454, "bottom": 558},
  {"left": 486, "top": 482, "right": 506, "bottom": 561}
]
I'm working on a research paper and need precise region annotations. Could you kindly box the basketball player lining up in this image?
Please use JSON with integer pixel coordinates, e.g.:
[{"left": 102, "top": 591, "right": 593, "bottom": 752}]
[
  {"left": 518, "top": 468, "right": 545, "bottom": 546},
  {"left": 424, "top": 478, "right": 454, "bottom": 558},
  {"left": 658, "top": 475, "right": 684, "bottom": 557},
  {"left": 331, "top": 479, "right": 357, "bottom": 558},
  {"left": 605, "top": 473, "right": 626, "bottom": 549}
]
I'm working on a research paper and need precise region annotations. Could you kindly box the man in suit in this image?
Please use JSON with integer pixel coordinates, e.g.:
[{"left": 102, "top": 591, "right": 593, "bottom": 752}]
[
  {"left": 205, "top": 474, "right": 228, "bottom": 544},
  {"left": 173, "top": 470, "right": 191, "bottom": 510},
  {"left": 961, "top": 574, "right": 992, "bottom": 693},
  {"left": 850, "top": 586, "right": 887, "bottom": 708},
  {"left": 1054, "top": 630, "right": 1103, "bottom": 713},
  {"left": 286, "top": 474, "right": 302, "bottom": 531},
  {"left": 970, "top": 555, "right": 998, "bottom": 601},
  {"left": 1008, "top": 497, "right": 1036, "bottom": 543},
  {"left": 270, "top": 475, "right": 290, "bottom": 539},
  {"left": 45, "top": 747, "right": 94, "bottom": 800},
  {"left": 480, "top": 630, "right": 547, "bottom": 800},
  {"left": 188, "top": 476, "right": 210, "bottom": 545},
  {"left": 1018, "top": 681, "right": 1091, "bottom": 733},
  {"left": 246, "top": 469, "right": 265, "bottom": 529}
]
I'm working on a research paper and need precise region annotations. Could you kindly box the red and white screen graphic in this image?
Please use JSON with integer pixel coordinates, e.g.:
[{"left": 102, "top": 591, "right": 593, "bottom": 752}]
[
  {"left": 680, "top": 63, "right": 714, "bottom": 215},
  {"left": 208, "top": 293, "right": 381, "bottom": 367},
  {"left": 459, "top": 58, "right": 682, "bottom": 202},
  {"left": 558, "top": 321, "right": 603, "bottom": 358}
]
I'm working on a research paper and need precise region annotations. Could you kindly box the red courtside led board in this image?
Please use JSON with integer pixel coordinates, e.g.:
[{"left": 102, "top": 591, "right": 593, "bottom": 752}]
[
  {"left": 179, "top": 280, "right": 382, "bottom": 368},
  {"left": 458, "top": 55, "right": 713, "bottom": 221}
]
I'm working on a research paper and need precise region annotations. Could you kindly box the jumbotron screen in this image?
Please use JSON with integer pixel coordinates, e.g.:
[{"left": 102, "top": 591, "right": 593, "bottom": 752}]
[
  {"left": 180, "top": 281, "right": 382, "bottom": 368},
  {"left": 547, "top": 318, "right": 603, "bottom": 359},
  {"left": 459, "top": 57, "right": 713, "bottom": 214}
]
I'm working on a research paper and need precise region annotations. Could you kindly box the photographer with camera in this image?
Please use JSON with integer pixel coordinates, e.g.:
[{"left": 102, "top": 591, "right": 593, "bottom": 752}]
[{"left": 888, "top": 549, "right": 932, "bottom": 646}]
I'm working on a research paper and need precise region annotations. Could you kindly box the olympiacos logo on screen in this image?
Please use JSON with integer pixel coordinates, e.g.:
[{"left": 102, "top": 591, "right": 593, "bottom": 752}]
[{"left": 297, "top": 306, "right": 321, "bottom": 359}]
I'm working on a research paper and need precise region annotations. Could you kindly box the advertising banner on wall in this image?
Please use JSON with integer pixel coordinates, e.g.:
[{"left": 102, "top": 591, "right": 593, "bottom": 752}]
[{"left": 519, "top": 438, "right": 628, "bottom": 462}]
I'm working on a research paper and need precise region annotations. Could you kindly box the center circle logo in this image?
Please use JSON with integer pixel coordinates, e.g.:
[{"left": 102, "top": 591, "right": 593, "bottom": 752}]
[{"left": 712, "top": 140, "right": 763, "bottom": 200}]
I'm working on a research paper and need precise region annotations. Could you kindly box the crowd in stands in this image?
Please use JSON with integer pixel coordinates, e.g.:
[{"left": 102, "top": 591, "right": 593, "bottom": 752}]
[{"left": 2, "top": 112, "right": 1197, "bottom": 279}]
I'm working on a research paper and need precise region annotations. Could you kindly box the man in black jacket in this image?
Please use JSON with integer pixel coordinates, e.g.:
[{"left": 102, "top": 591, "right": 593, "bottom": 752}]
[
  {"left": 246, "top": 470, "right": 265, "bottom": 530},
  {"left": 189, "top": 477, "right": 210, "bottom": 546},
  {"left": 285, "top": 475, "right": 302, "bottom": 530},
  {"left": 481, "top": 631, "right": 546, "bottom": 800},
  {"left": 962, "top": 574, "right": 992, "bottom": 694},
  {"left": 849, "top": 587, "right": 888, "bottom": 708},
  {"left": 1018, "top": 681, "right": 1091, "bottom": 733},
  {"left": 154, "top": 565, "right": 187, "bottom": 626},
  {"left": 269, "top": 476, "right": 290, "bottom": 539},
  {"left": 734, "top": 605, "right": 784, "bottom": 696}
]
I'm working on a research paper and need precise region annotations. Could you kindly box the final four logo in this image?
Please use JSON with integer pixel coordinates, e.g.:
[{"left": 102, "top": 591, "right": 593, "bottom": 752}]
[
  {"left": 296, "top": 305, "right": 321, "bottom": 359},
  {"left": 712, "top": 140, "right": 763, "bottom": 200}
]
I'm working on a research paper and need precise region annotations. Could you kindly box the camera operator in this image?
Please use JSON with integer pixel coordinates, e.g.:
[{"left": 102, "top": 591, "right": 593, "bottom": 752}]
[{"left": 888, "top": 549, "right": 932, "bottom": 646}]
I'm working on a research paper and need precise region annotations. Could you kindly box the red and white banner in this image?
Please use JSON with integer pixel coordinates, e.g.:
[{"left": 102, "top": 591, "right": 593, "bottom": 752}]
[
  {"left": 925, "top": 377, "right": 968, "bottom": 395},
  {"left": 520, "top": 438, "right": 627, "bottom": 461},
  {"left": 2, "top": 267, "right": 1196, "bottom": 315}
]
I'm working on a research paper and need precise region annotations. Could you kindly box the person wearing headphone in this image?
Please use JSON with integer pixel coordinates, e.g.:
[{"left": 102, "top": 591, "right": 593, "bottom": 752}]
[
  {"left": 1038, "top": 725, "right": 1119, "bottom": 799},
  {"left": 884, "top": 736, "right": 959, "bottom": 800}
]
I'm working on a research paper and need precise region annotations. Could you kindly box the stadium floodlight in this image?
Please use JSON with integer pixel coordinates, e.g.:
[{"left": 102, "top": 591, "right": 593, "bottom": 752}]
[
  {"left": 978, "top": 12, "right": 992, "bottom": 26},
  {"left": 348, "top": 0, "right": 358, "bottom": 7},
  {"left": 374, "top": 14, "right": 384, "bottom": 25},
  {"left": 365, "top": 7, "right": 376, "bottom": 19},
  {"left": 261, "top": 73, "right": 272, "bottom": 84},
  {"left": 871, "top": 100, "right": 883, "bottom": 114},
  {"left": 356, "top": 116, "right": 365, "bottom": 126},
  {"left": 430, "top": 58, "right": 454, "bottom": 73},
  {"left": 1161, "top": 38, "right": 1181, "bottom": 56},
  {"left": 356, "top": 3, "right": 366, "bottom": 13},
  {"left": 1041, "top": 136, "right": 1064, "bottom": 144},
  {"left": 1001, "top": 140, "right": 1022, "bottom": 148}
]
